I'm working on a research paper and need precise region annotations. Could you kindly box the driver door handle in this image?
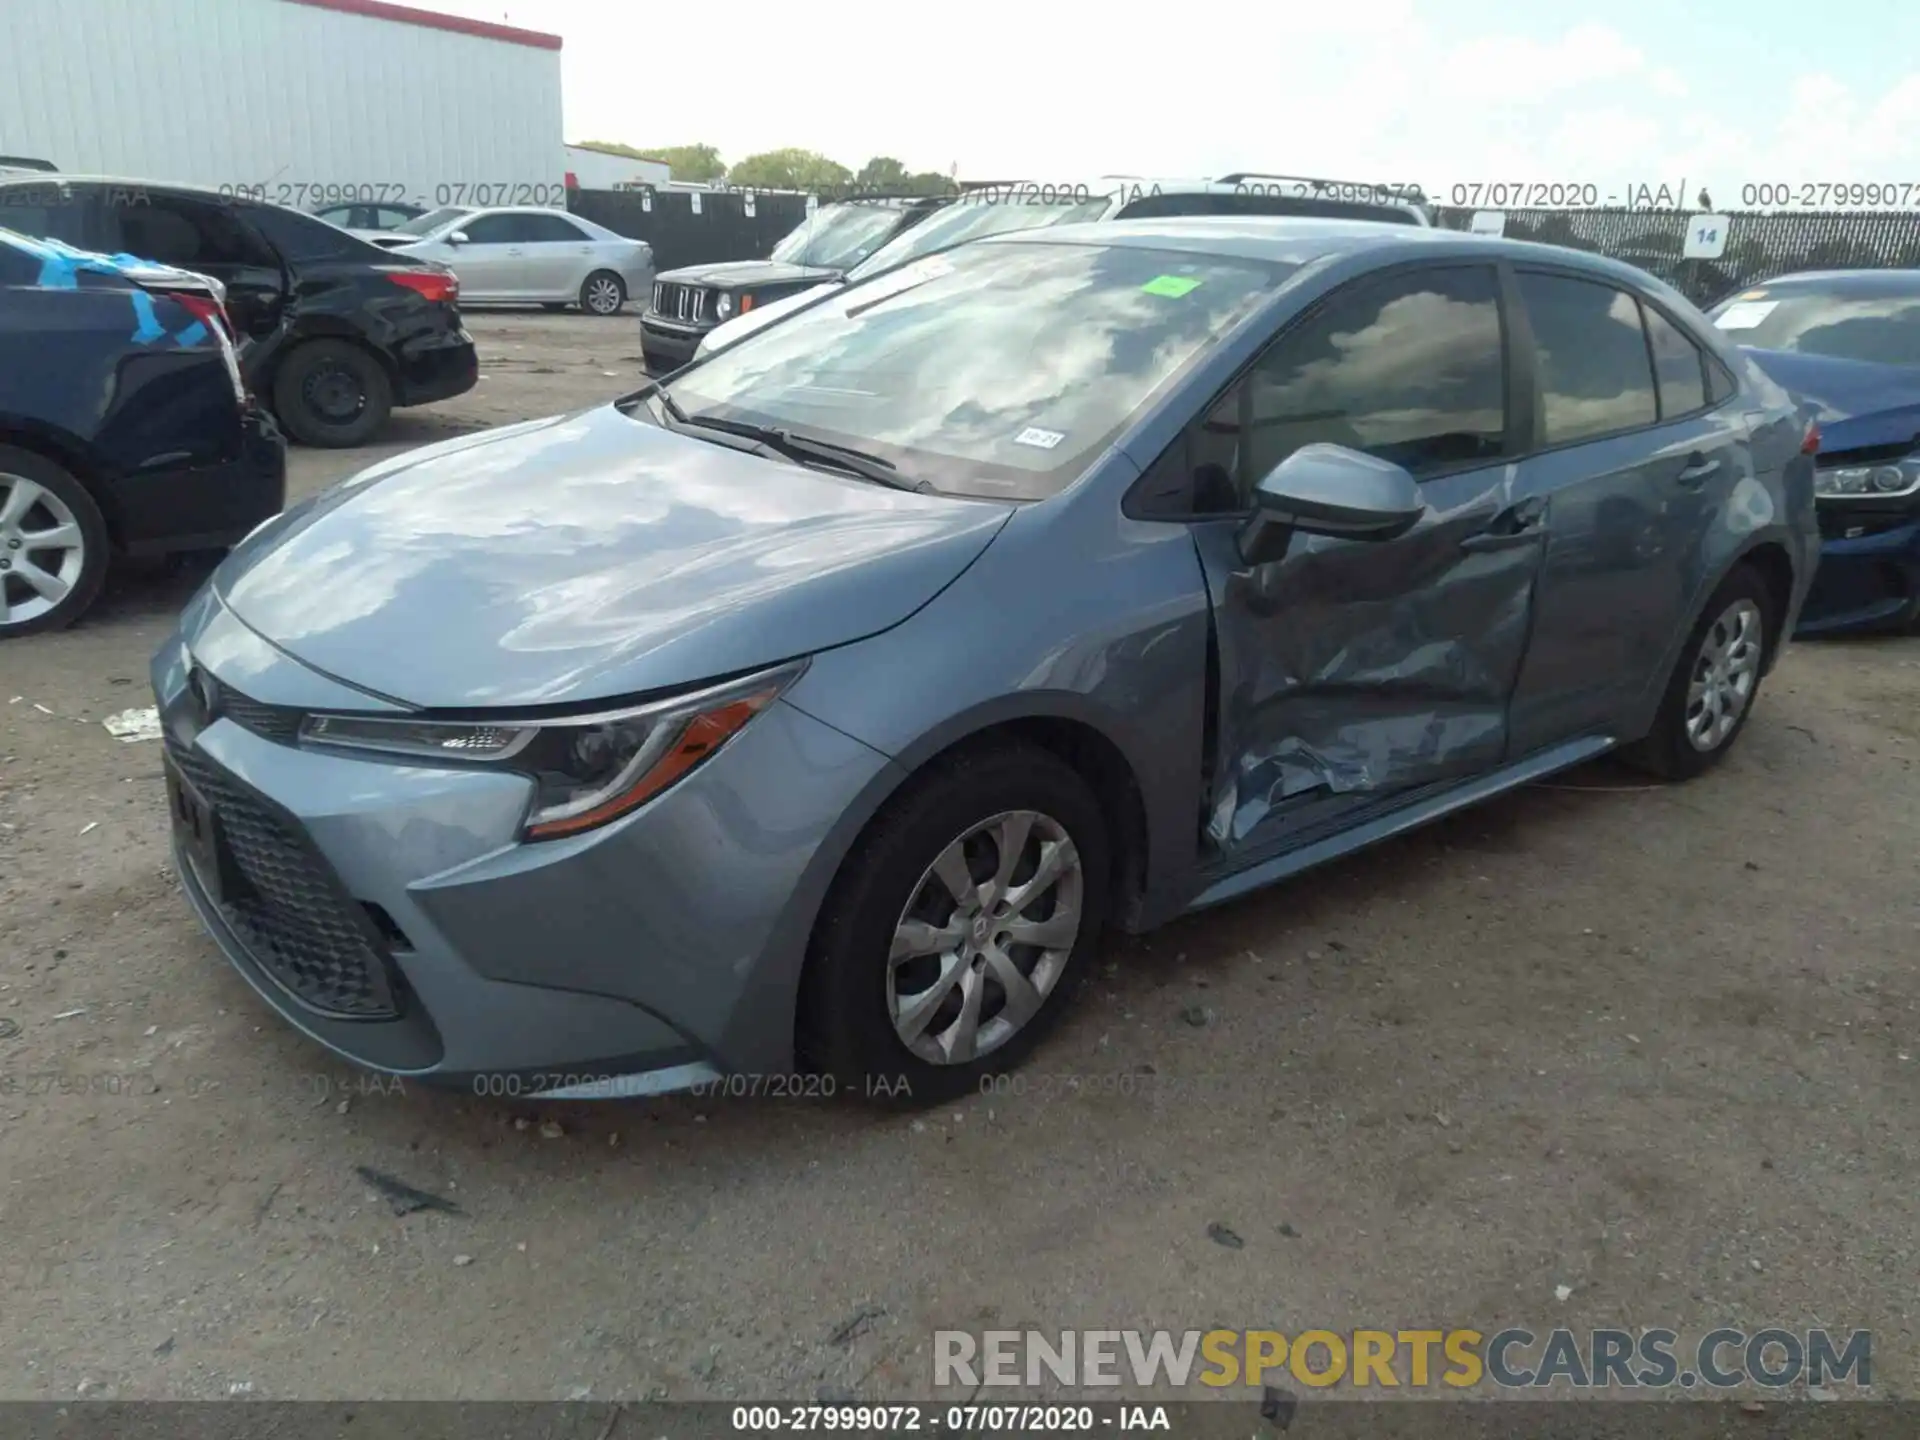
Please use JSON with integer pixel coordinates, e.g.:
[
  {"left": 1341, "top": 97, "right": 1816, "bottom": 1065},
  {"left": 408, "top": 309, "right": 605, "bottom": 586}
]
[{"left": 1459, "top": 496, "right": 1547, "bottom": 553}]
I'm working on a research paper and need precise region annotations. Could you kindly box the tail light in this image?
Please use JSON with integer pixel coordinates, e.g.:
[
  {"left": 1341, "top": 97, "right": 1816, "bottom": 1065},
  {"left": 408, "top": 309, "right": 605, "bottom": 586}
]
[
  {"left": 387, "top": 269, "right": 459, "bottom": 303},
  {"left": 1801, "top": 421, "right": 1822, "bottom": 455},
  {"left": 154, "top": 287, "right": 246, "bottom": 405}
]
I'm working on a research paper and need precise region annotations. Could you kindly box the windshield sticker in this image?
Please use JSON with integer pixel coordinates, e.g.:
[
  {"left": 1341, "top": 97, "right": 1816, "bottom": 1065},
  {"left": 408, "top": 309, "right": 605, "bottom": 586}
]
[
  {"left": 1141, "top": 274, "right": 1203, "bottom": 298},
  {"left": 1013, "top": 427, "right": 1067, "bottom": 450},
  {"left": 1714, "top": 299, "right": 1778, "bottom": 331}
]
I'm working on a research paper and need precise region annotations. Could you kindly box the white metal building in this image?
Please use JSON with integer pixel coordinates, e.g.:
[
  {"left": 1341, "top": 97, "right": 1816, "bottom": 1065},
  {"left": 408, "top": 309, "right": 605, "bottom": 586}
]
[
  {"left": 564, "top": 145, "right": 673, "bottom": 192},
  {"left": 3, "top": 0, "right": 566, "bottom": 210}
]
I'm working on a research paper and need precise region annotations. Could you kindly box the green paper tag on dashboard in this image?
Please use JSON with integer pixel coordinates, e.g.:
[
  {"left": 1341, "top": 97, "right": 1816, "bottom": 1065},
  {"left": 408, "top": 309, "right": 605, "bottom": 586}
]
[{"left": 1141, "top": 274, "right": 1202, "bottom": 297}]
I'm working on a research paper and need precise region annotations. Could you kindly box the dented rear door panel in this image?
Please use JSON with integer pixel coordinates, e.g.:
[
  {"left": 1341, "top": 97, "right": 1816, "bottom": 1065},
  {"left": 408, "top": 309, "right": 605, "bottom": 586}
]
[{"left": 1190, "top": 459, "right": 1545, "bottom": 861}]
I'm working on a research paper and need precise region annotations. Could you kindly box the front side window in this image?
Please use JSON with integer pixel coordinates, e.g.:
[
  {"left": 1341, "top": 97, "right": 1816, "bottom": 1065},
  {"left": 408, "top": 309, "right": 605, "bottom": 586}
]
[
  {"left": 1709, "top": 284, "right": 1920, "bottom": 367},
  {"left": 661, "top": 240, "right": 1290, "bottom": 501},
  {"left": 460, "top": 214, "right": 525, "bottom": 244},
  {"left": 1184, "top": 264, "right": 1507, "bottom": 509},
  {"left": 1518, "top": 271, "right": 1658, "bottom": 444}
]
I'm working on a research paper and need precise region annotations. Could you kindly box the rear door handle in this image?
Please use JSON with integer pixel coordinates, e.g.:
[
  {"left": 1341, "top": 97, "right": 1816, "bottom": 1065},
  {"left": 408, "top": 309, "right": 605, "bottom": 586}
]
[
  {"left": 1676, "top": 453, "right": 1721, "bottom": 487},
  {"left": 1459, "top": 496, "right": 1547, "bottom": 553}
]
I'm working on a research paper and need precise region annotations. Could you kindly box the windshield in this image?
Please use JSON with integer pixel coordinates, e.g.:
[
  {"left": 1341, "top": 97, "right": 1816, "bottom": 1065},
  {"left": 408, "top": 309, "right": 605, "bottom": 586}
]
[
  {"left": 769, "top": 203, "right": 913, "bottom": 271},
  {"left": 1711, "top": 283, "right": 1920, "bottom": 367},
  {"left": 844, "top": 191, "right": 1114, "bottom": 282},
  {"left": 664, "top": 239, "right": 1289, "bottom": 501},
  {"left": 396, "top": 206, "right": 475, "bottom": 237}
]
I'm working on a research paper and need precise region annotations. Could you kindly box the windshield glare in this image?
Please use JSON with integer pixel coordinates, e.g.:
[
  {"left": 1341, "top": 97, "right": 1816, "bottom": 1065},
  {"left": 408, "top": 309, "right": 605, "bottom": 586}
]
[
  {"left": 665, "top": 240, "right": 1288, "bottom": 501},
  {"left": 770, "top": 204, "right": 911, "bottom": 270},
  {"left": 398, "top": 207, "right": 473, "bottom": 237},
  {"left": 1712, "top": 285, "right": 1920, "bottom": 367},
  {"left": 845, "top": 192, "right": 1114, "bottom": 282}
]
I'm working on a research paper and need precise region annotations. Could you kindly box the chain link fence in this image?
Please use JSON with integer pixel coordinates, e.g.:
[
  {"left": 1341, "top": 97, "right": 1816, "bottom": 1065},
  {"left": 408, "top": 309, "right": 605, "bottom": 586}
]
[{"left": 1432, "top": 207, "right": 1920, "bottom": 308}]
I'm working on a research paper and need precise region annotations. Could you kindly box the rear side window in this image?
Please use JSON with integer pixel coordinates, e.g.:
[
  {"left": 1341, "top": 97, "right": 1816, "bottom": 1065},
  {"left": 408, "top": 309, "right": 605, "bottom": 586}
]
[
  {"left": 520, "top": 213, "right": 589, "bottom": 242},
  {"left": 1644, "top": 305, "right": 1708, "bottom": 417},
  {"left": 1517, "top": 272, "right": 1657, "bottom": 444},
  {"left": 0, "top": 182, "right": 91, "bottom": 245},
  {"left": 243, "top": 203, "right": 373, "bottom": 262}
]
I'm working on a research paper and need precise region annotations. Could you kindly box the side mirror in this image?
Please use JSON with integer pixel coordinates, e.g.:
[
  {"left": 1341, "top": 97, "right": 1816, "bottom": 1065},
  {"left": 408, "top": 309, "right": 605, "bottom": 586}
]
[
  {"left": 1238, "top": 444, "right": 1425, "bottom": 564},
  {"left": 447, "top": 230, "right": 470, "bottom": 246}
]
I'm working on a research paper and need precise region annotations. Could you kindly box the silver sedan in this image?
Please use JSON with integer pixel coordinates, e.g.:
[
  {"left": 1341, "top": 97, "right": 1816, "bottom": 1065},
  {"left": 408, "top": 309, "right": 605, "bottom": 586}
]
[{"left": 390, "top": 207, "right": 653, "bottom": 316}]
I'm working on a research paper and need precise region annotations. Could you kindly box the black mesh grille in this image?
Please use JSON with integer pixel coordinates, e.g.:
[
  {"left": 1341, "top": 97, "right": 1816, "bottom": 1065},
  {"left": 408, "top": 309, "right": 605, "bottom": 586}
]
[
  {"left": 209, "top": 679, "right": 303, "bottom": 742},
  {"left": 169, "top": 743, "right": 399, "bottom": 1019}
]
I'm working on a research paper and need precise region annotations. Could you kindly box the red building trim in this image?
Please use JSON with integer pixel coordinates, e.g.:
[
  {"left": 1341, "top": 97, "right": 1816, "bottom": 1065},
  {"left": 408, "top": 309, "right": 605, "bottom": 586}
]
[{"left": 282, "top": 0, "right": 563, "bottom": 50}]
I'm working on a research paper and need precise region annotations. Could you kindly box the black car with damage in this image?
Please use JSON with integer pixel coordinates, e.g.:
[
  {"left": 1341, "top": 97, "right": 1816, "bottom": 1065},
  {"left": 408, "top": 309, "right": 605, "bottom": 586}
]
[{"left": 0, "top": 177, "right": 478, "bottom": 447}]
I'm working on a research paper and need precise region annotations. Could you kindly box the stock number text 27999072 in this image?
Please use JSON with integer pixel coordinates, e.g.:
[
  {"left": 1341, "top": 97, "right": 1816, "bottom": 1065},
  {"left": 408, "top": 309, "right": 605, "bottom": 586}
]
[{"left": 217, "top": 181, "right": 570, "bottom": 209}]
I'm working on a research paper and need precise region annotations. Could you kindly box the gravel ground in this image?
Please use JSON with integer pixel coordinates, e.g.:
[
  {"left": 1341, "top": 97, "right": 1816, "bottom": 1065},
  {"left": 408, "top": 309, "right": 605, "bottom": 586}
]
[{"left": 2, "top": 312, "right": 1918, "bottom": 1404}]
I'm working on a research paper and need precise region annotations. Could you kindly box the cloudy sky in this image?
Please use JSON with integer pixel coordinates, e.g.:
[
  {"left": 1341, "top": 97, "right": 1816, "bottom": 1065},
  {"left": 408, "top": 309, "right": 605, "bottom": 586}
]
[{"left": 427, "top": 0, "right": 1920, "bottom": 203}]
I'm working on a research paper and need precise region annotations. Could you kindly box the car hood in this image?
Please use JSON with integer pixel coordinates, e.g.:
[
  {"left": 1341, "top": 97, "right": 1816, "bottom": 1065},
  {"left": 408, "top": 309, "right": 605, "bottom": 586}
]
[
  {"left": 1743, "top": 346, "right": 1920, "bottom": 454},
  {"left": 213, "top": 406, "right": 1014, "bottom": 710},
  {"left": 653, "top": 259, "right": 843, "bottom": 288}
]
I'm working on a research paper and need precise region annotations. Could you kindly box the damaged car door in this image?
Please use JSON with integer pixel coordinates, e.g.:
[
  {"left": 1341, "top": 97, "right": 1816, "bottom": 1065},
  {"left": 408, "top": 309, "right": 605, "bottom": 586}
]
[{"left": 1180, "top": 262, "right": 1546, "bottom": 861}]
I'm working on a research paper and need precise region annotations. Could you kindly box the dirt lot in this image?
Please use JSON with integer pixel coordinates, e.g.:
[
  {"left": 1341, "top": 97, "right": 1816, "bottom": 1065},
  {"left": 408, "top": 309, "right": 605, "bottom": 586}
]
[{"left": 2, "top": 311, "right": 1918, "bottom": 1403}]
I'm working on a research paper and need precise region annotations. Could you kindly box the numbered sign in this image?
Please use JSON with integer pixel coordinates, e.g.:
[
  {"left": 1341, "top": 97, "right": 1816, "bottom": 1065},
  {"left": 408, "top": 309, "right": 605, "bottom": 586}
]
[
  {"left": 690, "top": 191, "right": 702, "bottom": 215},
  {"left": 641, "top": 189, "right": 653, "bottom": 213},
  {"left": 1684, "top": 214, "right": 1730, "bottom": 259},
  {"left": 1469, "top": 210, "right": 1507, "bottom": 237},
  {"left": 743, "top": 190, "right": 756, "bottom": 217}
]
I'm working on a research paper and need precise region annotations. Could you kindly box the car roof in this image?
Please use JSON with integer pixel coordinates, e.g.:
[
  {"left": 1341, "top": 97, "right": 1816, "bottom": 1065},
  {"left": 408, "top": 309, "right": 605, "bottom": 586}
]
[{"left": 989, "top": 215, "right": 1683, "bottom": 286}]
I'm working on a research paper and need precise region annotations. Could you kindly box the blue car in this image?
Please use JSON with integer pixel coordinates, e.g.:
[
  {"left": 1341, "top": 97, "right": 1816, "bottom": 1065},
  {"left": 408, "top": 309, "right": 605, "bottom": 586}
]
[{"left": 1709, "top": 270, "right": 1920, "bottom": 636}]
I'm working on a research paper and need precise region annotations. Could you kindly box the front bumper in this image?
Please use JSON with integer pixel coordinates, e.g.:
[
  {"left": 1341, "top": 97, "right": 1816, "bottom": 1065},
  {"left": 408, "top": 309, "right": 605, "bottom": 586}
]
[
  {"left": 638, "top": 314, "right": 704, "bottom": 373},
  {"left": 392, "top": 323, "right": 479, "bottom": 408},
  {"left": 112, "top": 405, "right": 287, "bottom": 558},
  {"left": 1795, "top": 514, "right": 1920, "bottom": 637},
  {"left": 151, "top": 593, "right": 894, "bottom": 1095}
]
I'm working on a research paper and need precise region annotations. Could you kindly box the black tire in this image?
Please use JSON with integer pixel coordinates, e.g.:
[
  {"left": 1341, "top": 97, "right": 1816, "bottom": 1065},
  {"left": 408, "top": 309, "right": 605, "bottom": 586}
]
[
  {"left": 0, "top": 445, "right": 110, "bottom": 638},
  {"left": 271, "top": 339, "right": 393, "bottom": 448},
  {"left": 798, "top": 743, "right": 1111, "bottom": 1107},
  {"left": 1623, "top": 562, "right": 1775, "bottom": 780},
  {"left": 579, "top": 270, "right": 626, "bottom": 316}
]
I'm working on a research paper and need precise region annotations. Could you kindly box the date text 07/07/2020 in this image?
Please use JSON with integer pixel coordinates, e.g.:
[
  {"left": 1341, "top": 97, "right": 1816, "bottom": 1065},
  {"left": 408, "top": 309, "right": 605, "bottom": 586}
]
[{"left": 215, "top": 181, "right": 570, "bottom": 209}]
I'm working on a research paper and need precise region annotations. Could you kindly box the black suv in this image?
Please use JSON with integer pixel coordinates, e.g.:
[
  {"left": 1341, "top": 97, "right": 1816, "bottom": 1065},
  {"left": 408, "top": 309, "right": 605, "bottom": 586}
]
[
  {"left": 640, "top": 194, "right": 946, "bottom": 373},
  {"left": 0, "top": 227, "right": 286, "bottom": 637},
  {"left": 0, "top": 177, "right": 479, "bottom": 447}
]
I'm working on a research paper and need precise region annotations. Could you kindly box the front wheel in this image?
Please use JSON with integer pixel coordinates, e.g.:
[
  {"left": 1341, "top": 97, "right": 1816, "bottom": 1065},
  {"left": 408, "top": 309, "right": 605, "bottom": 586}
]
[
  {"left": 1624, "top": 563, "right": 1774, "bottom": 780},
  {"left": 579, "top": 271, "right": 626, "bottom": 316},
  {"left": 799, "top": 745, "right": 1111, "bottom": 1106}
]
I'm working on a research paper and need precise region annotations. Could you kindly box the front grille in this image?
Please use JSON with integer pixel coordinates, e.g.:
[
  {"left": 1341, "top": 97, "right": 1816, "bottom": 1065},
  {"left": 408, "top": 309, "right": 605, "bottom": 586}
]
[
  {"left": 169, "top": 742, "right": 399, "bottom": 1020},
  {"left": 651, "top": 282, "right": 708, "bottom": 324},
  {"left": 208, "top": 678, "right": 302, "bottom": 742}
]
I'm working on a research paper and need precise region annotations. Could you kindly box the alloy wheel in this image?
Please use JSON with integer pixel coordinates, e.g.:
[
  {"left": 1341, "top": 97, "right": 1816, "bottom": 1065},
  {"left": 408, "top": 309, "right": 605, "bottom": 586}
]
[
  {"left": 584, "top": 276, "right": 623, "bottom": 314},
  {"left": 886, "top": 810, "right": 1084, "bottom": 1066},
  {"left": 0, "top": 474, "right": 86, "bottom": 629},
  {"left": 1685, "top": 597, "right": 1764, "bottom": 752}
]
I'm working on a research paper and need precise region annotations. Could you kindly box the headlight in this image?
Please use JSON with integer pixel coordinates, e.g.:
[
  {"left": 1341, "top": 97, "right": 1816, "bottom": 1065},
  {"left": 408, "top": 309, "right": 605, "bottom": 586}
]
[
  {"left": 713, "top": 292, "right": 734, "bottom": 320},
  {"left": 298, "top": 661, "right": 804, "bottom": 841},
  {"left": 1813, "top": 460, "right": 1920, "bottom": 499}
]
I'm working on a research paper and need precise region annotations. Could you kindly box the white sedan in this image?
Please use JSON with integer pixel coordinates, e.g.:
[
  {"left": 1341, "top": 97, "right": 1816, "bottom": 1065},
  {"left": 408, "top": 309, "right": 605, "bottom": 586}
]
[{"left": 388, "top": 206, "right": 654, "bottom": 316}]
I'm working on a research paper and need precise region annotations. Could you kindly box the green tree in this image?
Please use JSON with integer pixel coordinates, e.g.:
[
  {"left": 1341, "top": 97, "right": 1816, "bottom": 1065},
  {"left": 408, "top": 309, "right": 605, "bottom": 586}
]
[
  {"left": 855, "top": 156, "right": 909, "bottom": 189},
  {"left": 577, "top": 142, "right": 726, "bottom": 183},
  {"left": 729, "top": 148, "right": 854, "bottom": 192}
]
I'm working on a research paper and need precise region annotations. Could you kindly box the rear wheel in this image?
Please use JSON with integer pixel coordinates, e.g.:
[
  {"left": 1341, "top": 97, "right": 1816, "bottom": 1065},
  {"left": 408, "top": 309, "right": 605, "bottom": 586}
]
[
  {"left": 1624, "top": 563, "right": 1773, "bottom": 780},
  {"left": 271, "top": 339, "right": 392, "bottom": 448},
  {"left": 799, "top": 744, "right": 1110, "bottom": 1106},
  {"left": 0, "top": 447, "right": 109, "bottom": 638},
  {"left": 579, "top": 271, "right": 626, "bottom": 316}
]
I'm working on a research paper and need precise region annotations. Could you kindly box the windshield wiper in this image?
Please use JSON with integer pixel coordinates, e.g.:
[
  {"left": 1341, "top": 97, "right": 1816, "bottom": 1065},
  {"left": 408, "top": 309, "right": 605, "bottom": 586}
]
[{"left": 681, "top": 416, "right": 920, "bottom": 491}]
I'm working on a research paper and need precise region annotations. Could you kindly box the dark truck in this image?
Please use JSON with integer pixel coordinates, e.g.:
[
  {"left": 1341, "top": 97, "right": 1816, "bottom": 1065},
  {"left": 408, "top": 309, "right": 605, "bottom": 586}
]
[{"left": 639, "top": 193, "right": 946, "bottom": 373}]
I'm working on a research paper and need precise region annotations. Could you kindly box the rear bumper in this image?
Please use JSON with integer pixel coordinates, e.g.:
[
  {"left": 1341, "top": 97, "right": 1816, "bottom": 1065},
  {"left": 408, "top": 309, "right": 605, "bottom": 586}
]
[
  {"left": 111, "top": 405, "right": 288, "bottom": 557},
  {"left": 392, "top": 325, "right": 479, "bottom": 407},
  {"left": 1795, "top": 518, "right": 1920, "bottom": 637}
]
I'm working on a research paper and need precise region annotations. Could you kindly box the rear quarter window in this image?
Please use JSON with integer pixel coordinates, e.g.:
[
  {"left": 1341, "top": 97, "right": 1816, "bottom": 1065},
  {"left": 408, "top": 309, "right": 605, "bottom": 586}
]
[{"left": 241, "top": 203, "right": 379, "bottom": 263}]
